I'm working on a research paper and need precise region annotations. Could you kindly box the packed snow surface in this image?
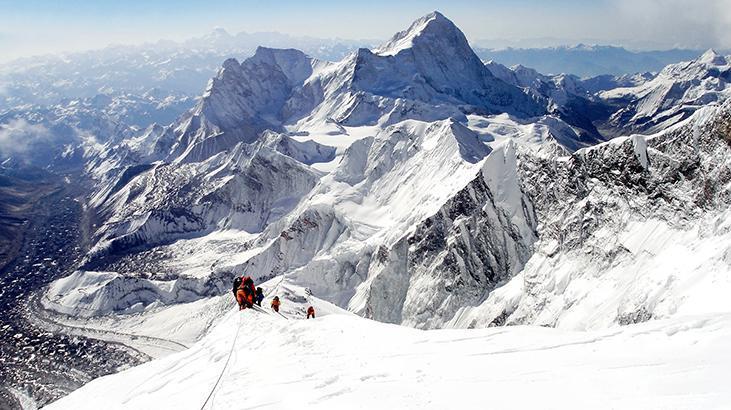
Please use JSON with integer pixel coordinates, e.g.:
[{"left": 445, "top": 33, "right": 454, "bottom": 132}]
[{"left": 46, "top": 304, "right": 731, "bottom": 410}]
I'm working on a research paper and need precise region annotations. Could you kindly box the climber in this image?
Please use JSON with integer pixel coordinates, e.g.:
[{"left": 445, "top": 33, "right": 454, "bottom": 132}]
[
  {"left": 255, "top": 287, "right": 264, "bottom": 307},
  {"left": 235, "top": 275, "right": 256, "bottom": 310},
  {"left": 232, "top": 276, "right": 242, "bottom": 298},
  {"left": 307, "top": 306, "right": 316, "bottom": 319},
  {"left": 271, "top": 296, "right": 281, "bottom": 312}
]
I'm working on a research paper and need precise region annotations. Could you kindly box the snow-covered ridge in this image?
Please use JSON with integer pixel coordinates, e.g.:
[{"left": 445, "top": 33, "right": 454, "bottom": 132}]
[
  {"left": 85, "top": 134, "right": 327, "bottom": 263},
  {"left": 46, "top": 304, "right": 731, "bottom": 409},
  {"left": 601, "top": 49, "right": 731, "bottom": 134}
]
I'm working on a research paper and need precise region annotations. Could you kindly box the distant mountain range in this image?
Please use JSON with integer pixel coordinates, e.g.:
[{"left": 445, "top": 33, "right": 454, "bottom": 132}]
[{"left": 475, "top": 45, "right": 711, "bottom": 77}]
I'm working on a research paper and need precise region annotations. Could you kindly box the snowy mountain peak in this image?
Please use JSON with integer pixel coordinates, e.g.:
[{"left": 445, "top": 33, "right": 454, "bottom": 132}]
[
  {"left": 374, "top": 11, "right": 467, "bottom": 57},
  {"left": 699, "top": 48, "right": 727, "bottom": 65},
  {"left": 661, "top": 49, "right": 730, "bottom": 78},
  {"left": 345, "top": 12, "right": 545, "bottom": 118}
]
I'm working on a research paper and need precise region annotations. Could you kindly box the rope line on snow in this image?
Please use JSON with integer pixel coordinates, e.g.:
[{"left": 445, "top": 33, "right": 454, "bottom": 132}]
[
  {"left": 208, "top": 318, "right": 239, "bottom": 409},
  {"left": 196, "top": 276, "right": 294, "bottom": 409},
  {"left": 200, "top": 310, "right": 242, "bottom": 410}
]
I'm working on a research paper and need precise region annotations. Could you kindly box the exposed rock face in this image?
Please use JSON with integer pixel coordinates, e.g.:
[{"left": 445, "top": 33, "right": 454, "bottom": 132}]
[
  {"left": 449, "top": 101, "right": 731, "bottom": 330},
  {"left": 366, "top": 144, "right": 538, "bottom": 328}
]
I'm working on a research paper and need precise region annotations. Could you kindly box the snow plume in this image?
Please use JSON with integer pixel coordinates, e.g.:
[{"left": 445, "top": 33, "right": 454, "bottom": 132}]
[{"left": 0, "top": 118, "right": 52, "bottom": 159}]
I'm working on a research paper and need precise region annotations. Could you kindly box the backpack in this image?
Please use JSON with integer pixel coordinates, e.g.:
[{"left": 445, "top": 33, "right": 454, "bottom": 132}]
[{"left": 232, "top": 276, "right": 242, "bottom": 294}]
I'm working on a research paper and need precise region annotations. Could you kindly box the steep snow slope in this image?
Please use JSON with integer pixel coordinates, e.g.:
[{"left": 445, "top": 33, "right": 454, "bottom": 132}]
[
  {"left": 223, "top": 119, "right": 530, "bottom": 320},
  {"left": 46, "top": 307, "right": 731, "bottom": 410},
  {"left": 85, "top": 134, "right": 327, "bottom": 261},
  {"left": 601, "top": 49, "right": 731, "bottom": 134},
  {"left": 451, "top": 101, "right": 731, "bottom": 329}
]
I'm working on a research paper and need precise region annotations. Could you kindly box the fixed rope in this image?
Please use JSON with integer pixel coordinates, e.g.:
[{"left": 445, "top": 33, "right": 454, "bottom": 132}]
[{"left": 200, "top": 310, "right": 242, "bottom": 410}]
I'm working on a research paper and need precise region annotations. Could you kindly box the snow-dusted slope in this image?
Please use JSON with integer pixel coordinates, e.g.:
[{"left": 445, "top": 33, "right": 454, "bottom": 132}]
[
  {"left": 46, "top": 307, "right": 731, "bottom": 410},
  {"left": 484, "top": 60, "right": 612, "bottom": 145},
  {"left": 601, "top": 49, "right": 731, "bottom": 134}
]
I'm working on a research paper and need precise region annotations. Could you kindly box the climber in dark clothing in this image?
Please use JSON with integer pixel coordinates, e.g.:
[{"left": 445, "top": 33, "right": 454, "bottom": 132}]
[{"left": 255, "top": 287, "right": 264, "bottom": 307}]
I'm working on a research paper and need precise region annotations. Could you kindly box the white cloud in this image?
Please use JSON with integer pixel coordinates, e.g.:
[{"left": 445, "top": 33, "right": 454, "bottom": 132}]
[{"left": 0, "top": 119, "right": 52, "bottom": 158}]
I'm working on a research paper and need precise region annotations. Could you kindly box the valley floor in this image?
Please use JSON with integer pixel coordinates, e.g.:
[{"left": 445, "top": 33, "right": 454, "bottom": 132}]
[
  {"left": 0, "top": 175, "right": 142, "bottom": 409},
  {"left": 46, "top": 302, "right": 731, "bottom": 410}
]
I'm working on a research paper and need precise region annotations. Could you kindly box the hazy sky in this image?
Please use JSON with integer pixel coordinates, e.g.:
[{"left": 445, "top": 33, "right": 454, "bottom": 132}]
[{"left": 1, "top": 0, "right": 730, "bottom": 61}]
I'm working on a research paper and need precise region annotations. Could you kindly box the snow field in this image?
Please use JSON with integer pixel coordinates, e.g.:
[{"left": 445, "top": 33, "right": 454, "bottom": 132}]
[{"left": 46, "top": 304, "right": 731, "bottom": 410}]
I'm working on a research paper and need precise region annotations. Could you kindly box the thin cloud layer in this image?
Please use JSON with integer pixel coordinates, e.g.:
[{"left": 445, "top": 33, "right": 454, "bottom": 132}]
[{"left": 0, "top": 119, "right": 52, "bottom": 159}]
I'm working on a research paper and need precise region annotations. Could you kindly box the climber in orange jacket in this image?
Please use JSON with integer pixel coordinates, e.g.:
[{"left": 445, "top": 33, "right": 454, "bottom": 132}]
[
  {"left": 235, "top": 276, "right": 256, "bottom": 310},
  {"left": 271, "top": 296, "right": 281, "bottom": 312}
]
